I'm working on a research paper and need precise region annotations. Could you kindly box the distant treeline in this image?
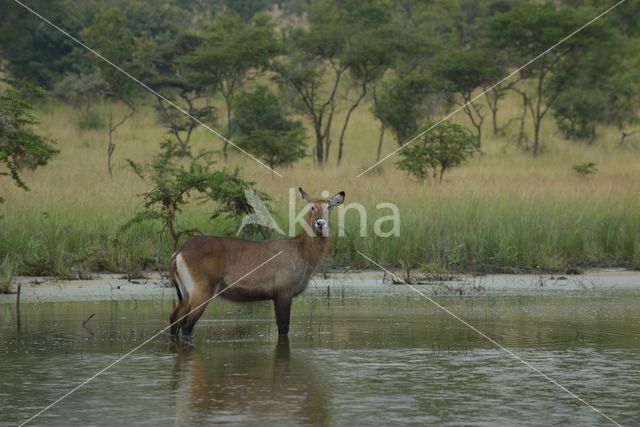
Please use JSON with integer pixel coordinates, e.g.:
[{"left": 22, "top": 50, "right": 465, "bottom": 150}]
[{"left": 1, "top": 0, "right": 639, "bottom": 164}]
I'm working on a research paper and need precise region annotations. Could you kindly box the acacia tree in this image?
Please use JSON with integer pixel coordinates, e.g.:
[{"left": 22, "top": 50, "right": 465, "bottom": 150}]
[
  {"left": 433, "top": 50, "right": 503, "bottom": 145},
  {"left": 150, "top": 33, "right": 215, "bottom": 157},
  {"left": 315, "top": 0, "right": 396, "bottom": 165},
  {"left": 124, "top": 145, "right": 262, "bottom": 249},
  {"left": 336, "top": 24, "right": 398, "bottom": 165},
  {"left": 274, "top": 0, "right": 394, "bottom": 166},
  {"left": 396, "top": 121, "right": 478, "bottom": 182},
  {"left": 273, "top": 48, "right": 344, "bottom": 166},
  {"left": 488, "top": 4, "right": 609, "bottom": 155},
  {"left": 180, "top": 12, "right": 279, "bottom": 159},
  {"left": 0, "top": 80, "right": 58, "bottom": 203},
  {"left": 234, "top": 86, "right": 307, "bottom": 171},
  {"left": 550, "top": 30, "right": 640, "bottom": 143},
  {"left": 373, "top": 71, "right": 437, "bottom": 148}
]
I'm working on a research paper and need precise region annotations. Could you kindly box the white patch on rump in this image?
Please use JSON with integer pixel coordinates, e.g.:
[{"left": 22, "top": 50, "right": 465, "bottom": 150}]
[{"left": 175, "top": 253, "right": 196, "bottom": 299}]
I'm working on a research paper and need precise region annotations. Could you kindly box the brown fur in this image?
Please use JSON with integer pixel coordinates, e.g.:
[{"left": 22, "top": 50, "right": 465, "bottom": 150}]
[{"left": 169, "top": 188, "right": 345, "bottom": 337}]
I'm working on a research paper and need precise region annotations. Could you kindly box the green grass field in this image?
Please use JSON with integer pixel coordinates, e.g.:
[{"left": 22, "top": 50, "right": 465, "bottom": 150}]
[{"left": 1, "top": 93, "right": 640, "bottom": 277}]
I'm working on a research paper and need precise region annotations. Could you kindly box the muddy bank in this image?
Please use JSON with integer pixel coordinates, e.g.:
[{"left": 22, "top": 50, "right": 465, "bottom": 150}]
[{"left": 1, "top": 269, "right": 639, "bottom": 304}]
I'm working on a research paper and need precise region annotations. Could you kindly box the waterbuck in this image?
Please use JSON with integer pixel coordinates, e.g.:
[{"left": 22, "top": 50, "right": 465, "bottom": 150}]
[{"left": 169, "top": 187, "right": 345, "bottom": 337}]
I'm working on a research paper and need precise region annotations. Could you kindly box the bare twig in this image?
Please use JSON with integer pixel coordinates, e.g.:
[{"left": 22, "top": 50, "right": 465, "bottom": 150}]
[{"left": 82, "top": 313, "right": 95, "bottom": 326}]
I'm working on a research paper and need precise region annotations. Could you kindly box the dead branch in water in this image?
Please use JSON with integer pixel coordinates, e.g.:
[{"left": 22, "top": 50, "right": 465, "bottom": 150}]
[{"left": 82, "top": 313, "right": 95, "bottom": 326}]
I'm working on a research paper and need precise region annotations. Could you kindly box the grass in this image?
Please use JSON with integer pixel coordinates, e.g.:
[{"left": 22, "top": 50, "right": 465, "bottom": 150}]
[
  {"left": 0, "top": 256, "right": 16, "bottom": 293},
  {"left": 1, "top": 93, "right": 640, "bottom": 276}
]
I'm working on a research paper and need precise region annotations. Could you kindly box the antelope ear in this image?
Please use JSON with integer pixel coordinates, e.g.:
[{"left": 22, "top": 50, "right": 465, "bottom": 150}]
[
  {"left": 299, "top": 187, "right": 310, "bottom": 203},
  {"left": 329, "top": 191, "right": 345, "bottom": 209}
]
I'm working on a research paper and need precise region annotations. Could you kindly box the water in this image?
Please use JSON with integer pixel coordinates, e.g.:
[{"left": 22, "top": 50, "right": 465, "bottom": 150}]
[{"left": 1, "top": 285, "right": 639, "bottom": 426}]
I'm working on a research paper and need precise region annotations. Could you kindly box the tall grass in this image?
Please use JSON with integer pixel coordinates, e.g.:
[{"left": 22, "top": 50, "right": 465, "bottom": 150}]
[{"left": 1, "top": 95, "right": 639, "bottom": 275}]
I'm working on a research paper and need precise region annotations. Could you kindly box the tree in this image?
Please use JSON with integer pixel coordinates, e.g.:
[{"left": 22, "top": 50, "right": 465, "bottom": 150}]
[
  {"left": 180, "top": 12, "right": 279, "bottom": 159},
  {"left": 0, "top": 80, "right": 58, "bottom": 203},
  {"left": 81, "top": 7, "right": 141, "bottom": 173},
  {"left": 487, "top": 4, "right": 607, "bottom": 155},
  {"left": 373, "top": 72, "right": 437, "bottom": 147},
  {"left": 396, "top": 121, "right": 478, "bottom": 182},
  {"left": 80, "top": 8, "right": 137, "bottom": 99},
  {"left": 275, "top": 0, "right": 395, "bottom": 165},
  {"left": 550, "top": 31, "right": 640, "bottom": 143},
  {"left": 224, "top": 0, "right": 267, "bottom": 21},
  {"left": 273, "top": 48, "right": 343, "bottom": 166},
  {"left": 310, "top": 0, "right": 396, "bottom": 164},
  {"left": 124, "top": 142, "right": 266, "bottom": 249},
  {"left": 433, "top": 50, "right": 503, "bottom": 145},
  {"left": 336, "top": 23, "right": 398, "bottom": 165},
  {"left": 0, "top": 0, "right": 94, "bottom": 88},
  {"left": 234, "top": 86, "right": 307, "bottom": 171},
  {"left": 151, "top": 33, "right": 215, "bottom": 157}
]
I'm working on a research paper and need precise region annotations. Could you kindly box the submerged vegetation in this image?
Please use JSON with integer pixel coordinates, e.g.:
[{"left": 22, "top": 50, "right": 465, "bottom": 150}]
[{"left": 1, "top": 0, "right": 640, "bottom": 276}]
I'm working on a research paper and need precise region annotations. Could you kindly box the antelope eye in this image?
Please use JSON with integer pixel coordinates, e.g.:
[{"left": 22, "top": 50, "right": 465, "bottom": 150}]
[{"left": 311, "top": 206, "right": 316, "bottom": 211}]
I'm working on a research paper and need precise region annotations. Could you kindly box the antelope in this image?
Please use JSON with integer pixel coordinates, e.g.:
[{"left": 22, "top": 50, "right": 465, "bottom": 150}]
[{"left": 169, "top": 187, "right": 345, "bottom": 337}]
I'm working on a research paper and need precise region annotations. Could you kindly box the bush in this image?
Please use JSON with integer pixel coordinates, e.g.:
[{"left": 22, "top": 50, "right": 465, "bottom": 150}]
[
  {"left": 553, "top": 89, "right": 602, "bottom": 142},
  {"left": 124, "top": 141, "right": 269, "bottom": 249},
  {"left": 396, "top": 121, "right": 478, "bottom": 182},
  {"left": 234, "top": 85, "right": 307, "bottom": 170},
  {"left": 572, "top": 162, "right": 597, "bottom": 177},
  {"left": 0, "top": 79, "right": 58, "bottom": 202}
]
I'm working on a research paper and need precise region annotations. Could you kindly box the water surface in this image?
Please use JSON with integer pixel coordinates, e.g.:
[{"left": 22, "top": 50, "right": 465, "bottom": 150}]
[{"left": 1, "top": 285, "right": 639, "bottom": 426}]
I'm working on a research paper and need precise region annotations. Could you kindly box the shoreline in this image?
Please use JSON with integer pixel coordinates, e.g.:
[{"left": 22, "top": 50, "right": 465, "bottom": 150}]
[{"left": 2, "top": 268, "right": 640, "bottom": 303}]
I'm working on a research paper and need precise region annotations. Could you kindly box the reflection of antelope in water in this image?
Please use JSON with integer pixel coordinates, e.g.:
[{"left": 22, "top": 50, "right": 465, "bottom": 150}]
[
  {"left": 169, "top": 188, "right": 344, "bottom": 336},
  {"left": 169, "top": 188, "right": 345, "bottom": 337},
  {"left": 173, "top": 338, "right": 329, "bottom": 425}
]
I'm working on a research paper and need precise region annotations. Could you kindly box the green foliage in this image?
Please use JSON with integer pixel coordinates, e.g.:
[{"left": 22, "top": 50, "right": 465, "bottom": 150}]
[
  {"left": 550, "top": 32, "right": 640, "bottom": 141},
  {"left": 374, "top": 72, "right": 436, "bottom": 145},
  {"left": 0, "top": 0, "right": 93, "bottom": 88},
  {"left": 487, "top": 4, "right": 592, "bottom": 65},
  {"left": 0, "top": 256, "right": 16, "bottom": 294},
  {"left": 275, "top": 0, "right": 397, "bottom": 164},
  {"left": 0, "top": 79, "right": 58, "bottom": 202},
  {"left": 182, "top": 12, "right": 278, "bottom": 82},
  {"left": 572, "top": 162, "right": 597, "bottom": 177},
  {"left": 80, "top": 8, "right": 136, "bottom": 97},
  {"left": 224, "top": 0, "right": 267, "bottom": 21},
  {"left": 123, "top": 142, "right": 265, "bottom": 248},
  {"left": 487, "top": 3, "right": 611, "bottom": 154},
  {"left": 433, "top": 50, "right": 503, "bottom": 96},
  {"left": 179, "top": 11, "right": 279, "bottom": 150},
  {"left": 432, "top": 49, "right": 504, "bottom": 143},
  {"left": 234, "top": 85, "right": 307, "bottom": 169},
  {"left": 396, "top": 121, "right": 478, "bottom": 182},
  {"left": 552, "top": 89, "right": 601, "bottom": 141}
]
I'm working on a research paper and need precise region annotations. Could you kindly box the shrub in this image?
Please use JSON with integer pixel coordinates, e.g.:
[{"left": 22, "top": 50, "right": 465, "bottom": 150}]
[
  {"left": 572, "top": 162, "right": 597, "bottom": 177},
  {"left": 396, "top": 121, "right": 478, "bottom": 182},
  {"left": 235, "top": 85, "right": 307, "bottom": 170}
]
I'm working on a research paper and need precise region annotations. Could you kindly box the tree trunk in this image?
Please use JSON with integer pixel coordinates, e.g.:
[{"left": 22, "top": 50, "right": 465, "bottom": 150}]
[
  {"left": 518, "top": 94, "right": 528, "bottom": 144},
  {"left": 376, "top": 123, "right": 385, "bottom": 162},
  {"left": 487, "top": 89, "right": 500, "bottom": 136},
  {"left": 107, "top": 107, "right": 133, "bottom": 177},
  {"left": 315, "top": 125, "right": 324, "bottom": 165},
  {"left": 107, "top": 111, "right": 115, "bottom": 177},
  {"left": 532, "top": 64, "right": 546, "bottom": 157},
  {"left": 337, "top": 85, "right": 367, "bottom": 166},
  {"left": 223, "top": 95, "right": 232, "bottom": 162},
  {"left": 532, "top": 120, "right": 541, "bottom": 157},
  {"left": 462, "top": 96, "right": 484, "bottom": 147}
]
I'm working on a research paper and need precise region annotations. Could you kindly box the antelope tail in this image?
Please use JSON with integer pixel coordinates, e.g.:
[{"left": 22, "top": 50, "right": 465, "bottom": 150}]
[{"left": 169, "top": 252, "right": 183, "bottom": 302}]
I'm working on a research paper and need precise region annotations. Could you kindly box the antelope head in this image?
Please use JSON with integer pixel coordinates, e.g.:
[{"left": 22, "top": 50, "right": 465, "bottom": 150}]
[{"left": 298, "top": 187, "right": 345, "bottom": 237}]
